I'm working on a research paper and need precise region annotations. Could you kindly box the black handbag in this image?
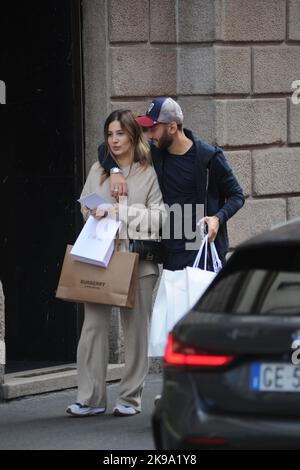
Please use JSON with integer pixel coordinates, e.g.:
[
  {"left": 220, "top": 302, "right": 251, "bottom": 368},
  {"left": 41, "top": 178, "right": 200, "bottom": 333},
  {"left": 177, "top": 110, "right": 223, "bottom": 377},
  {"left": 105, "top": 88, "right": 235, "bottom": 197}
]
[{"left": 129, "top": 240, "right": 166, "bottom": 264}]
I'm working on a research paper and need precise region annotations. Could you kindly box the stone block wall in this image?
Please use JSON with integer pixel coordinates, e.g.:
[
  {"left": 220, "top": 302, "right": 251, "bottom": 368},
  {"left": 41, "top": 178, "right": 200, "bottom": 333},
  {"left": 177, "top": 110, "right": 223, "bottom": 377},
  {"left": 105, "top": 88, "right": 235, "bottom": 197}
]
[
  {"left": 82, "top": 0, "right": 300, "bottom": 366},
  {"left": 83, "top": 0, "right": 300, "bottom": 248}
]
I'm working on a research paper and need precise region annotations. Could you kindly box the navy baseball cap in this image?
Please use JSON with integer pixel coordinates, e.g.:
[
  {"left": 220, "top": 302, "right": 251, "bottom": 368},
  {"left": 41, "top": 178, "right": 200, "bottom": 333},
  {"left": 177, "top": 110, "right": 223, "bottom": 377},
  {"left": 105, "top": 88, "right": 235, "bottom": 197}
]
[{"left": 135, "top": 97, "right": 184, "bottom": 127}]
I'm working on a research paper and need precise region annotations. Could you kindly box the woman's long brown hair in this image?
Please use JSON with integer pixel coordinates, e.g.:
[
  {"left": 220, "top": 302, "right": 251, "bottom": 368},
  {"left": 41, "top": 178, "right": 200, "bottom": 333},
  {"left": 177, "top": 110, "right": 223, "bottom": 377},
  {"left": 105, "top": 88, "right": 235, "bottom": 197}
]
[{"left": 101, "top": 109, "right": 150, "bottom": 183}]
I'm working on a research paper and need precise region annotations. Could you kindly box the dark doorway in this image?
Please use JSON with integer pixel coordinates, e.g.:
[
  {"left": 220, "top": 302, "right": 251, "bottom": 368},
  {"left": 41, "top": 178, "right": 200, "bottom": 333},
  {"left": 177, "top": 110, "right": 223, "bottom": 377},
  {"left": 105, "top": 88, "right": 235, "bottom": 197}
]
[{"left": 0, "top": 0, "right": 84, "bottom": 372}]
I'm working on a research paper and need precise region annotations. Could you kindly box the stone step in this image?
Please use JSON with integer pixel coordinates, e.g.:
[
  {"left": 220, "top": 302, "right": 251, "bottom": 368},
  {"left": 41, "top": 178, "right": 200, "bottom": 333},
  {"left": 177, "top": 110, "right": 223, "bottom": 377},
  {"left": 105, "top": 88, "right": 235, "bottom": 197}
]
[{"left": 0, "top": 363, "right": 124, "bottom": 400}]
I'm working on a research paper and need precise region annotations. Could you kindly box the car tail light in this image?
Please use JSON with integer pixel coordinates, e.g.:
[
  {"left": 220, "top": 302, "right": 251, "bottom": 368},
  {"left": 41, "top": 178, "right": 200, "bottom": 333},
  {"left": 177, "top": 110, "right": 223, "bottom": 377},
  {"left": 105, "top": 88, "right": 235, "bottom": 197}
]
[
  {"left": 163, "top": 333, "right": 234, "bottom": 368},
  {"left": 187, "top": 437, "right": 226, "bottom": 446}
]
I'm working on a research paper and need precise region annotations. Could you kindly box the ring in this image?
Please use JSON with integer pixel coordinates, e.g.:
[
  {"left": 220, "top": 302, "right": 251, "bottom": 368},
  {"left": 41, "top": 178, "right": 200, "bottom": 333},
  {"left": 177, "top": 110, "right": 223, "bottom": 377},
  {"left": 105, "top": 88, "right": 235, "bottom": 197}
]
[{"left": 114, "top": 186, "right": 119, "bottom": 192}]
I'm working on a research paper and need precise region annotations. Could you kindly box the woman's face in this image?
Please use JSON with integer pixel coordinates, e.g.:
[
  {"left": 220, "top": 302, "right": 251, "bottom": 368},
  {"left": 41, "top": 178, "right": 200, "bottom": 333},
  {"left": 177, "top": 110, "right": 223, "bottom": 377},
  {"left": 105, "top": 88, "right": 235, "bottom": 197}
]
[{"left": 107, "top": 120, "right": 132, "bottom": 160}]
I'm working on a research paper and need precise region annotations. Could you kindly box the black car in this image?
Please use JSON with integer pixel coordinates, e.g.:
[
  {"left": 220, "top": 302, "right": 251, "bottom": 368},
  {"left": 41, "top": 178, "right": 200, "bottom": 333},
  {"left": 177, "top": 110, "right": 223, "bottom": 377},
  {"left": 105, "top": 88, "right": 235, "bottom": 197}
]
[{"left": 152, "top": 219, "right": 300, "bottom": 450}]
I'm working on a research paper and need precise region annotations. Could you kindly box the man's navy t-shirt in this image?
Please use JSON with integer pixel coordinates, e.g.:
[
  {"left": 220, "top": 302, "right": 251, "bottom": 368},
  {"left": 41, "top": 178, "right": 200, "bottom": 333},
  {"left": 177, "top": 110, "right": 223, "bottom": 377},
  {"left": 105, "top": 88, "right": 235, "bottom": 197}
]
[{"left": 161, "top": 144, "right": 198, "bottom": 252}]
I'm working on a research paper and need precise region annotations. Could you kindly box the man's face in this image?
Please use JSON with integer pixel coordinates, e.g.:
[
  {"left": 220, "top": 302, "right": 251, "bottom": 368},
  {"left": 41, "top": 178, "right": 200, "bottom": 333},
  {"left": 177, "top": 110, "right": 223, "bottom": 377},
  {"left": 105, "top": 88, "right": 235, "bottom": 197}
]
[{"left": 147, "top": 123, "right": 173, "bottom": 150}]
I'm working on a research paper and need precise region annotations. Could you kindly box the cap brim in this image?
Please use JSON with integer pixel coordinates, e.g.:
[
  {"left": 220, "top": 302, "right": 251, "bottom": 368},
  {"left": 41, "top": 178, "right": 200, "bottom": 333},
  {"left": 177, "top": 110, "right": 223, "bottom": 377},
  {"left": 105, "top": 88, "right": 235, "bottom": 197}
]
[{"left": 135, "top": 115, "right": 155, "bottom": 127}]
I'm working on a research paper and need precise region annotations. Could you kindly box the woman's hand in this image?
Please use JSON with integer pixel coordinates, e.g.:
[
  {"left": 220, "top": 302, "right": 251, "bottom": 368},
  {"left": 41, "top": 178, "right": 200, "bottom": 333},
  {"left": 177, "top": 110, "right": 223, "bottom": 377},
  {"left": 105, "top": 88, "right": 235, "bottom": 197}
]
[
  {"left": 89, "top": 204, "right": 120, "bottom": 220},
  {"left": 106, "top": 204, "right": 119, "bottom": 219},
  {"left": 89, "top": 207, "right": 108, "bottom": 220},
  {"left": 110, "top": 174, "right": 128, "bottom": 198}
]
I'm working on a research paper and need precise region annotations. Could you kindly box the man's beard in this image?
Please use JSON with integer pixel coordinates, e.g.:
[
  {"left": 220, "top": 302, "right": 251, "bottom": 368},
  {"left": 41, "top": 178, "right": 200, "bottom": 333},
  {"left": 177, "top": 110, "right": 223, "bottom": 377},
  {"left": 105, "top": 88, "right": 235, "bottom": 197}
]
[{"left": 157, "top": 129, "right": 173, "bottom": 151}]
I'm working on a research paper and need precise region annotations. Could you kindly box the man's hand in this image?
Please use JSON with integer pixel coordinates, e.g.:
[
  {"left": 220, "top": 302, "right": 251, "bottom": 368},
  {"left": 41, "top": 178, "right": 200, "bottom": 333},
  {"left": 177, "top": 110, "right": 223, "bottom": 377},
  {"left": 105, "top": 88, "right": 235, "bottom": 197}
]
[
  {"left": 199, "top": 216, "right": 220, "bottom": 243},
  {"left": 110, "top": 173, "right": 128, "bottom": 198}
]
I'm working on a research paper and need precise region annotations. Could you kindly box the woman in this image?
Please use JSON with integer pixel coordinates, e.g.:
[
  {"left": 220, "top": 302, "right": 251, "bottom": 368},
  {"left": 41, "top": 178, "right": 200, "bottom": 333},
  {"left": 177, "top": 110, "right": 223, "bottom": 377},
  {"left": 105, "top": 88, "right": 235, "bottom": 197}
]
[{"left": 67, "top": 110, "right": 166, "bottom": 417}]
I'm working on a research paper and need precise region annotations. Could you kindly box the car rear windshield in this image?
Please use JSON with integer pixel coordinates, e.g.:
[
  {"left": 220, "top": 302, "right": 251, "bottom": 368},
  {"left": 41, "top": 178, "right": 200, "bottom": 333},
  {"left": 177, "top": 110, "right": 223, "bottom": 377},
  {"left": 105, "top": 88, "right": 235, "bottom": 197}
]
[{"left": 195, "top": 245, "right": 300, "bottom": 316}]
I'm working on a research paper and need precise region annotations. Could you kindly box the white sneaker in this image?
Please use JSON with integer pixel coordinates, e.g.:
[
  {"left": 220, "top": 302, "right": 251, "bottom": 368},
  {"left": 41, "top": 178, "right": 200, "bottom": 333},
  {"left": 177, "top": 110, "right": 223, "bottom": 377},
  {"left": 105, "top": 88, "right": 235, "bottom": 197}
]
[
  {"left": 112, "top": 404, "right": 140, "bottom": 417},
  {"left": 66, "top": 402, "right": 105, "bottom": 417},
  {"left": 154, "top": 394, "right": 161, "bottom": 406}
]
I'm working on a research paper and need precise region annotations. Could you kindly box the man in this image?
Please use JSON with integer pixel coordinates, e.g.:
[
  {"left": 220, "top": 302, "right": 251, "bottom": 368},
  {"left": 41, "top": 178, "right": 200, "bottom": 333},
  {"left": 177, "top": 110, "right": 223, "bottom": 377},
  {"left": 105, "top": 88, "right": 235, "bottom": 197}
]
[{"left": 98, "top": 97, "right": 244, "bottom": 270}]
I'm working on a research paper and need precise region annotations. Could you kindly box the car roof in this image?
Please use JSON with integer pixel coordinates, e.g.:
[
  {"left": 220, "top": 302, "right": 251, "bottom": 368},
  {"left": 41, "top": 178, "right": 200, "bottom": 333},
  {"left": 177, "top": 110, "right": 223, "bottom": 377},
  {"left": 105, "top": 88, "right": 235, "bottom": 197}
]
[{"left": 237, "top": 218, "right": 300, "bottom": 251}]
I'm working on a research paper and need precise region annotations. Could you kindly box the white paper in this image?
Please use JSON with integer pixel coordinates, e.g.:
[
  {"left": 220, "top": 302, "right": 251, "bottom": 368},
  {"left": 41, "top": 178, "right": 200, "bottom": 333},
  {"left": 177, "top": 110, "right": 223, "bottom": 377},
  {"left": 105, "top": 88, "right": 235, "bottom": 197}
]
[
  {"left": 70, "top": 215, "right": 121, "bottom": 267},
  {"left": 78, "top": 192, "right": 112, "bottom": 210}
]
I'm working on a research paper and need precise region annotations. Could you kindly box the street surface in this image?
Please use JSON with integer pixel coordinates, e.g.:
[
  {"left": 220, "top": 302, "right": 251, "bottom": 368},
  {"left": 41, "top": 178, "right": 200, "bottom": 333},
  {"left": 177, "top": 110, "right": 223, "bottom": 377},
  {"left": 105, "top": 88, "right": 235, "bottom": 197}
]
[{"left": 0, "top": 374, "right": 162, "bottom": 450}]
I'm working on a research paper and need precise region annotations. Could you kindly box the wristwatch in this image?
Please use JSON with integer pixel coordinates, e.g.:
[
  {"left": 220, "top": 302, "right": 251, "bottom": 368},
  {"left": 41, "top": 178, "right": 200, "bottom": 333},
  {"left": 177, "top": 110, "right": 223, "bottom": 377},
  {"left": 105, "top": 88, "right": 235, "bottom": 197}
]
[{"left": 110, "top": 167, "right": 123, "bottom": 174}]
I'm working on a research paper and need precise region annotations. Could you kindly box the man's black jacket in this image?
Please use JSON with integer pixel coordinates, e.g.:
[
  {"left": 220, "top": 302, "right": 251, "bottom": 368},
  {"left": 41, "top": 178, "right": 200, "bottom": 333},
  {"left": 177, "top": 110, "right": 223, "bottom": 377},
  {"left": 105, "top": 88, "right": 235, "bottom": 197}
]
[{"left": 98, "top": 128, "right": 245, "bottom": 261}]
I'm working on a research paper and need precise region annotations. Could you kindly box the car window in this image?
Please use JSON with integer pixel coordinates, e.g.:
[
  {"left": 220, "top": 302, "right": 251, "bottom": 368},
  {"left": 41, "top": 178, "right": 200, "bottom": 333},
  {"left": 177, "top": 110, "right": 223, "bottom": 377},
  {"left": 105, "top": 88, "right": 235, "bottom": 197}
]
[{"left": 195, "top": 246, "right": 300, "bottom": 316}]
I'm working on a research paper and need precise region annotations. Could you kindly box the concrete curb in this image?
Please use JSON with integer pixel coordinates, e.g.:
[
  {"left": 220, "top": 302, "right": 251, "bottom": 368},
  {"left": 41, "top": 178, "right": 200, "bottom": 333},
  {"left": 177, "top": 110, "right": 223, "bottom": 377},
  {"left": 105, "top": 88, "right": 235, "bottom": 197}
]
[{"left": 0, "top": 363, "right": 124, "bottom": 400}]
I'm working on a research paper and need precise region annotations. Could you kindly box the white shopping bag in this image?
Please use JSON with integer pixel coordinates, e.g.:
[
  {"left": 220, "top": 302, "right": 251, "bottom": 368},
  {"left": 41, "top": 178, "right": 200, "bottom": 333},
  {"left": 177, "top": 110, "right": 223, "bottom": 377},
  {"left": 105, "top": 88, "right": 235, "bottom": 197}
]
[
  {"left": 164, "top": 269, "right": 191, "bottom": 329},
  {"left": 186, "top": 235, "right": 222, "bottom": 308},
  {"left": 70, "top": 216, "right": 121, "bottom": 267},
  {"left": 148, "top": 236, "right": 222, "bottom": 357},
  {"left": 148, "top": 269, "right": 172, "bottom": 357},
  {"left": 185, "top": 268, "right": 216, "bottom": 307},
  {"left": 148, "top": 268, "right": 195, "bottom": 357},
  {"left": 148, "top": 269, "right": 180, "bottom": 357}
]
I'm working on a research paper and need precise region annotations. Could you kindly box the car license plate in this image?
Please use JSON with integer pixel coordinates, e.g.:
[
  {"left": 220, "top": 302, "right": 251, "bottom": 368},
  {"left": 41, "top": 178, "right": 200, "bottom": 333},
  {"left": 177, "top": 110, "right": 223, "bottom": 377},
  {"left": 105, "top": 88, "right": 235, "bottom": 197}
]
[{"left": 250, "top": 363, "right": 300, "bottom": 392}]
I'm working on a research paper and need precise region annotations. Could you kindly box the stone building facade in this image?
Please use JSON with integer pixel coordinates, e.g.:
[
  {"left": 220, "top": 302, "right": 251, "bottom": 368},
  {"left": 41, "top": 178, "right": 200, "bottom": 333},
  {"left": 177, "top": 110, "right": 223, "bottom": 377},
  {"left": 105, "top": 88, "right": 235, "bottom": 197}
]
[
  {"left": 1, "top": 0, "right": 300, "bottom": 386},
  {"left": 82, "top": 0, "right": 300, "bottom": 248},
  {"left": 78, "top": 0, "right": 300, "bottom": 372}
]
